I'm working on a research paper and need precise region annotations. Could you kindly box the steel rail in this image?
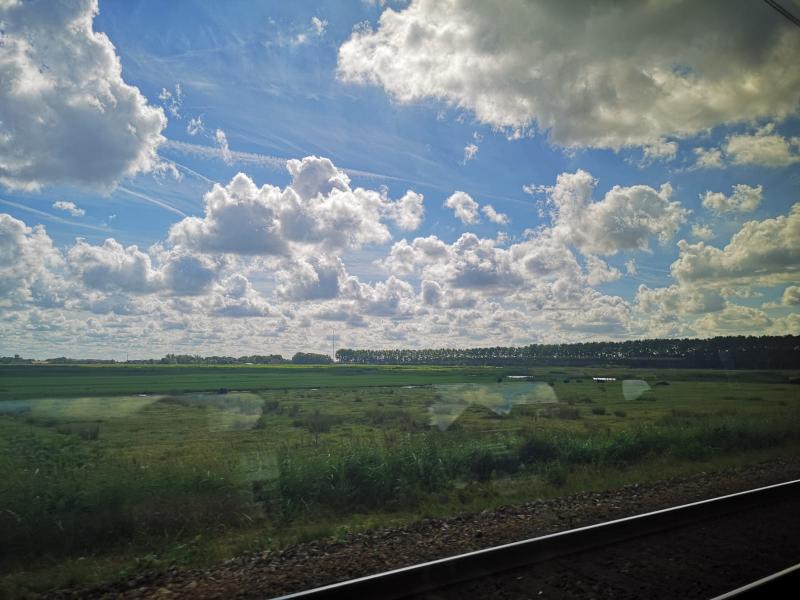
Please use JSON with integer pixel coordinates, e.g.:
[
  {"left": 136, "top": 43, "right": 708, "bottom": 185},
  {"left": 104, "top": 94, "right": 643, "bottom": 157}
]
[
  {"left": 709, "top": 562, "right": 800, "bottom": 599},
  {"left": 272, "top": 478, "right": 800, "bottom": 600}
]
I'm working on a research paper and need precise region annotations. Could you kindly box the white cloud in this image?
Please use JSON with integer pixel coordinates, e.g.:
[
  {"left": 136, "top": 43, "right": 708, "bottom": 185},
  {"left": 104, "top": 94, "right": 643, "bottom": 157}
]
[
  {"left": 547, "top": 170, "right": 687, "bottom": 255},
  {"left": 0, "top": 0, "right": 167, "bottom": 191},
  {"left": 725, "top": 124, "right": 800, "bottom": 167},
  {"left": 692, "top": 147, "right": 725, "bottom": 170},
  {"left": 311, "top": 16, "right": 328, "bottom": 37},
  {"left": 276, "top": 255, "right": 347, "bottom": 301},
  {"left": 0, "top": 213, "right": 66, "bottom": 307},
  {"left": 209, "top": 274, "right": 272, "bottom": 318},
  {"left": 158, "top": 251, "right": 219, "bottom": 296},
  {"left": 640, "top": 139, "right": 678, "bottom": 165},
  {"left": 482, "top": 204, "right": 509, "bottom": 225},
  {"left": 68, "top": 239, "right": 160, "bottom": 293},
  {"left": 380, "top": 235, "right": 450, "bottom": 276},
  {"left": 691, "top": 223, "right": 715, "bottom": 241},
  {"left": 215, "top": 129, "right": 233, "bottom": 165},
  {"left": 444, "top": 191, "right": 480, "bottom": 225},
  {"left": 186, "top": 116, "right": 204, "bottom": 136},
  {"left": 158, "top": 84, "right": 183, "bottom": 118},
  {"left": 624, "top": 259, "right": 637, "bottom": 276},
  {"left": 67, "top": 238, "right": 218, "bottom": 296},
  {"left": 386, "top": 190, "right": 425, "bottom": 231},
  {"left": 169, "top": 156, "right": 424, "bottom": 255},
  {"left": 694, "top": 304, "right": 772, "bottom": 336},
  {"left": 462, "top": 143, "right": 479, "bottom": 164},
  {"left": 585, "top": 255, "right": 621, "bottom": 286},
  {"left": 671, "top": 203, "right": 800, "bottom": 286},
  {"left": 338, "top": 0, "right": 800, "bottom": 149},
  {"left": 782, "top": 286, "right": 800, "bottom": 306},
  {"left": 420, "top": 279, "right": 443, "bottom": 306},
  {"left": 702, "top": 184, "right": 763, "bottom": 215},
  {"left": 52, "top": 201, "right": 85, "bottom": 217}
]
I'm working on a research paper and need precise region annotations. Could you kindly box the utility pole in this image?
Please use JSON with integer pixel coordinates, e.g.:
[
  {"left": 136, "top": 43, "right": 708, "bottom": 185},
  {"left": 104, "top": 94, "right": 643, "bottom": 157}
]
[{"left": 331, "top": 329, "right": 336, "bottom": 363}]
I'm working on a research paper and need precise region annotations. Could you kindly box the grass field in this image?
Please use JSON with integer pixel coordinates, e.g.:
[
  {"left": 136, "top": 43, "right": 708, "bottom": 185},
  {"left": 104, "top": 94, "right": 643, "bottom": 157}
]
[{"left": 1, "top": 364, "right": 799, "bottom": 596}]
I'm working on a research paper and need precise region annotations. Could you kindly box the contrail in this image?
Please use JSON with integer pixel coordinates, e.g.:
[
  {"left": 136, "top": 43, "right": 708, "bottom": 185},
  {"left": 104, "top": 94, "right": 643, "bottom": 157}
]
[
  {"left": 161, "top": 139, "right": 412, "bottom": 183},
  {"left": 0, "top": 199, "right": 113, "bottom": 233},
  {"left": 117, "top": 187, "right": 188, "bottom": 217}
]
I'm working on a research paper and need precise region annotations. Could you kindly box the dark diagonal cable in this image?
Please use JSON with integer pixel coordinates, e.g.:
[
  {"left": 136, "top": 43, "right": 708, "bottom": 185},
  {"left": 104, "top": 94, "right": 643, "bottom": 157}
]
[{"left": 764, "top": 0, "right": 800, "bottom": 28}]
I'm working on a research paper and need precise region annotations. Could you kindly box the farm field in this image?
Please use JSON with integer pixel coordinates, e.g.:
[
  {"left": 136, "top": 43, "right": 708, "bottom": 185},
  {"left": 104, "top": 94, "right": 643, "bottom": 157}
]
[{"left": 1, "top": 365, "right": 799, "bottom": 596}]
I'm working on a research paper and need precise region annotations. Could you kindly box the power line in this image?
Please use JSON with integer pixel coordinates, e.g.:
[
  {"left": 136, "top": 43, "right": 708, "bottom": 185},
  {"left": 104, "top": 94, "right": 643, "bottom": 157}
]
[{"left": 763, "top": 0, "right": 800, "bottom": 28}]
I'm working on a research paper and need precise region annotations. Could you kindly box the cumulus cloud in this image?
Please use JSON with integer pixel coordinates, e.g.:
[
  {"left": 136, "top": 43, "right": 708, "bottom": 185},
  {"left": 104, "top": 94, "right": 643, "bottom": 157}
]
[
  {"left": 692, "top": 147, "right": 725, "bottom": 170},
  {"left": 68, "top": 239, "right": 218, "bottom": 295},
  {"left": 0, "top": 213, "right": 66, "bottom": 307},
  {"left": 420, "top": 279, "right": 443, "bottom": 306},
  {"left": 694, "top": 304, "right": 772, "bottom": 336},
  {"left": 169, "top": 156, "right": 424, "bottom": 255},
  {"left": 671, "top": 203, "right": 800, "bottom": 286},
  {"left": 444, "top": 191, "right": 480, "bottom": 225},
  {"left": 782, "top": 286, "right": 800, "bottom": 306},
  {"left": 0, "top": 0, "right": 167, "bottom": 191},
  {"left": 380, "top": 235, "right": 450, "bottom": 276},
  {"left": 276, "top": 255, "right": 348, "bottom": 301},
  {"left": 585, "top": 255, "right": 621, "bottom": 286},
  {"left": 635, "top": 203, "right": 800, "bottom": 335},
  {"left": 547, "top": 170, "right": 687, "bottom": 255},
  {"left": 158, "top": 251, "right": 218, "bottom": 296},
  {"left": 691, "top": 224, "right": 715, "bottom": 241},
  {"left": 482, "top": 204, "right": 509, "bottom": 225},
  {"left": 702, "top": 184, "right": 763, "bottom": 215},
  {"left": 209, "top": 274, "right": 272, "bottom": 317},
  {"left": 52, "top": 201, "right": 85, "bottom": 217},
  {"left": 338, "top": 0, "right": 800, "bottom": 149},
  {"left": 640, "top": 139, "right": 678, "bottom": 165},
  {"left": 68, "top": 239, "right": 160, "bottom": 293},
  {"left": 725, "top": 124, "right": 800, "bottom": 167}
]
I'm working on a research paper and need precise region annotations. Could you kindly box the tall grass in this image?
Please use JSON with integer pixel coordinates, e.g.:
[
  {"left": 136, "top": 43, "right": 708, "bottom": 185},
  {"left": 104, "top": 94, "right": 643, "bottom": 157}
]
[
  {"left": 1, "top": 412, "right": 797, "bottom": 568},
  {"left": 264, "top": 414, "right": 800, "bottom": 519},
  {"left": 0, "top": 423, "right": 255, "bottom": 562}
]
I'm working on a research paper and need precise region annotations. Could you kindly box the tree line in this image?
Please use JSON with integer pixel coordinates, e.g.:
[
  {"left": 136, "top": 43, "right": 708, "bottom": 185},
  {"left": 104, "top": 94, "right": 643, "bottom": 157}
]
[
  {"left": 335, "top": 335, "right": 800, "bottom": 369},
  {"left": 1, "top": 352, "right": 333, "bottom": 365}
]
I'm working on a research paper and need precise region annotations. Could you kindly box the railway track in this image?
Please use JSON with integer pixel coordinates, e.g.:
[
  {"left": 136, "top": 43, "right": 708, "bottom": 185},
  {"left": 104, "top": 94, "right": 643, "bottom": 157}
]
[{"left": 275, "top": 479, "right": 800, "bottom": 600}]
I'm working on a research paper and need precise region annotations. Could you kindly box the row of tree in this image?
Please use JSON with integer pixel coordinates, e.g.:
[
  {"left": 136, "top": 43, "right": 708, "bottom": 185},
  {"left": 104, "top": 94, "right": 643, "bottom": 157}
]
[
  {"left": 1, "top": 353, "right": 333, "bottom": 365},
  {"left": 335, "top": 335, "right": 800, "bottom": 369}
]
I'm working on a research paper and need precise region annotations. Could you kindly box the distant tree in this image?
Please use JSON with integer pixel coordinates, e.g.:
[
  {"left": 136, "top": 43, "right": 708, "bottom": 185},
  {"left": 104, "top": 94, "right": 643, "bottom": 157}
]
[
  {"left": 334, "top": 336, "right": 799, "bottom": 369},
  {"left": 291, "top": 352, "right": 333, "bottom": 365}
]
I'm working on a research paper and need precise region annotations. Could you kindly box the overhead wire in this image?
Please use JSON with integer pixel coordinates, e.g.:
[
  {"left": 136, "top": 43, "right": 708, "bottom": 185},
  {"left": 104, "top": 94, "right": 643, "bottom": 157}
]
[{"left": 763, "top": 0, "right": 800, "bottom": 28}]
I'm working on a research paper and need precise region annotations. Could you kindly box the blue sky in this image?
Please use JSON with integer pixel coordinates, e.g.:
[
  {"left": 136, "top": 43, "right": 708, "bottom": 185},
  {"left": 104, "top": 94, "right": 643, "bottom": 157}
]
[{"left": 1, "top": 0, "right": 799, "bottom": 358}]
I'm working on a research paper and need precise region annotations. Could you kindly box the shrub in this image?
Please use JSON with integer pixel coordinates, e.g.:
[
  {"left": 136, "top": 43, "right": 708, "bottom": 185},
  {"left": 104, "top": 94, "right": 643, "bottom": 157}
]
[
  {"left": 518, "top": 437, "right": 559, "bottom": 464},
  {"left": 263, "top": 399, "right": 282, "bottom": 413},
  {"left": 613, "top": 410, "right": 627, "bottom": 418},
  {"left": 591, "top": 407, "right": 607, "bottom": 416}
]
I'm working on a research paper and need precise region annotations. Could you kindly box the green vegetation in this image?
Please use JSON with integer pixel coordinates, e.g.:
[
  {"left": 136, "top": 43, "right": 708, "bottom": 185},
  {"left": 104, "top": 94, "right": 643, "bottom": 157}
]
[
  {"left": 1, "top": 365, "right": 799, "bottom": 596},
  {"left": 336, "top": 335, "right": 800, "bottom": 369},
  {"left": 0, "top": 364, "right": 501, "bottom": 401}
]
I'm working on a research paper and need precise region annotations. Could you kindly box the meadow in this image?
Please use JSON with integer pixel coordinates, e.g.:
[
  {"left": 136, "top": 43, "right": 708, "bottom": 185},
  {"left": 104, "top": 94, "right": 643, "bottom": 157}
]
[{"left": 1, "top": 364, "right": 799, "bottom": 596}]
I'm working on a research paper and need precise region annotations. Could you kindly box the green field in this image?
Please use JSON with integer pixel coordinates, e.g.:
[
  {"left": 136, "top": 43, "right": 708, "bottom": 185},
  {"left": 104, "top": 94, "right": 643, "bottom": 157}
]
[
  {"left": 1, "top": 364, "right": 799, "bottom": 596},
  {"left": 0, "top": 364, "right": 505, "bottom": 400}
]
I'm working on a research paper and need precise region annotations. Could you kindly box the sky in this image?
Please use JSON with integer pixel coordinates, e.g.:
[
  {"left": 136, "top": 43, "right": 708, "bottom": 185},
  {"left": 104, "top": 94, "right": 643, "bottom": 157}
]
[{"left": 1, "top": 0, "right": 799, "bottom": 359}]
